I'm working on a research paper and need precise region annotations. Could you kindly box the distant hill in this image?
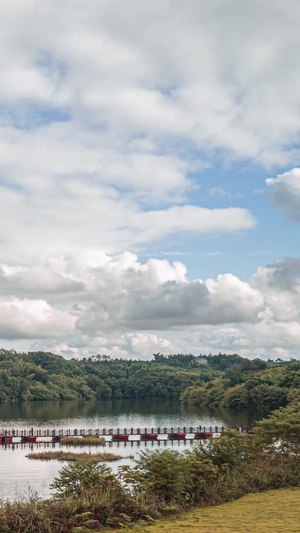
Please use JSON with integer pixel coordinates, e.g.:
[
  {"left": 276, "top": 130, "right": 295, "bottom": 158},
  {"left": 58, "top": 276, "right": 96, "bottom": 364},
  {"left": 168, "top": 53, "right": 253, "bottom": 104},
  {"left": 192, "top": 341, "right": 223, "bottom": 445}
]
[
  {"left": 0, "top": 349, "right": 221, "bottom": 402},
  {"left": 0, "top": 348, "right": 297, "bottom": 410},
  {"left": 181, "top": 358, "right": 300, "bottom": 411}
]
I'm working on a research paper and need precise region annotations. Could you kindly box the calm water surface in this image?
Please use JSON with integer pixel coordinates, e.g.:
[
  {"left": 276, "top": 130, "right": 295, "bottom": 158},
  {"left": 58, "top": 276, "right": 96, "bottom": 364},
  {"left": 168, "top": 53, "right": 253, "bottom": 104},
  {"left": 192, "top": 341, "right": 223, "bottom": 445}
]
[{"left": 0, "top": 399, "right": 260, "bottom": 499}]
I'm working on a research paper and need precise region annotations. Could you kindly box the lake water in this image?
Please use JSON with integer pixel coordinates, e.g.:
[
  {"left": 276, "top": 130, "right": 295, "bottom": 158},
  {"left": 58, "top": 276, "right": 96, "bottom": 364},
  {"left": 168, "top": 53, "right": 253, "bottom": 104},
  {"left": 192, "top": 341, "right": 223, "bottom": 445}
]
[{"left": 0, "top": 399, "right": 260, "bottom": 500}]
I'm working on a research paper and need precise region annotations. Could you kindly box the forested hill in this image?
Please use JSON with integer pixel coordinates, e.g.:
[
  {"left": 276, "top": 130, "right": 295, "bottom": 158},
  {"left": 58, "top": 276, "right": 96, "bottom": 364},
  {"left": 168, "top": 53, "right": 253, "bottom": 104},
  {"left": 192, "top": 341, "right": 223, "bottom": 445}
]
[
  {"left": 0, "top": 349, "right": 297, "bottom": 409},
  {"left": 0, "top": 350, "right": 227, "bottom": 403},
  {"left": 181, "top": 358, "right": 300, "bottom": 411}
]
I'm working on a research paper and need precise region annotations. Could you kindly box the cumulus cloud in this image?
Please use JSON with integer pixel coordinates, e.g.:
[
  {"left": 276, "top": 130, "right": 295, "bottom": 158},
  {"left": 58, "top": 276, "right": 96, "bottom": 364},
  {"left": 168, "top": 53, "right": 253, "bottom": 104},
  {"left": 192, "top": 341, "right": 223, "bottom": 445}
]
[
  {"left": 2, "top": 250, "right": 300, "bottom": 360},
  {"left": 185, "top": 257, "right": 300, "bottom": 360},
  {"left": 182, "top": 320, "right": 300, "bottom": 361},
  {"left": 0, "top": 298, "right": 76, "bottom": 339},
  {"left": 266, "top": 168, "right": 300, "bottom": 220},
  {"left": 0, "top": 252, "right": 263, "bottom": 341},
  {"left": 251, "top": 257, "right": 300, "bottom": 322},
  {"left": 0, "top": 1, "right": 300, "bottom": 359},
  {"left": 2, "top": 252, "right": 300, "bottom": 360}
]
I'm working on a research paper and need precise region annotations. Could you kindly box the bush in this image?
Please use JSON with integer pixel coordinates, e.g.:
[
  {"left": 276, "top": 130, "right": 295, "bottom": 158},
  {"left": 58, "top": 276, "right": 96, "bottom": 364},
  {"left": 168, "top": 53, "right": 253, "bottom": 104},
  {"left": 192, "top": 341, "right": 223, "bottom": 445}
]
[
  {"left": 133, "top": 449, "right": 187, "bottom": 502},
  {"left": 127, "top": 447, "right": 218, "bottom": 504},
  {"left": 254, "top": 401, "right": 300, "bottom": 453},
  {"left": 50, "top": 461, "right": 113, "bottom": 498}
]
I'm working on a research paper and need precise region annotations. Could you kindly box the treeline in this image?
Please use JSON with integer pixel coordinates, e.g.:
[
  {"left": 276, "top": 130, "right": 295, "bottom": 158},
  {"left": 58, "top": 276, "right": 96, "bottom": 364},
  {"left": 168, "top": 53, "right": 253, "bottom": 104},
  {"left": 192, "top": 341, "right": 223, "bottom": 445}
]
[
  {"left": 1, "top": 349, "right": 298, "bottom": 408},
  {"left": 0, "top": 349, "right": 224, "bottom": 403},
  {"left": 181, "top": 358, "right": 300, "bottom": 411},
  {"left": 152, "top": 352, "right": 243, "bottom": 369}
]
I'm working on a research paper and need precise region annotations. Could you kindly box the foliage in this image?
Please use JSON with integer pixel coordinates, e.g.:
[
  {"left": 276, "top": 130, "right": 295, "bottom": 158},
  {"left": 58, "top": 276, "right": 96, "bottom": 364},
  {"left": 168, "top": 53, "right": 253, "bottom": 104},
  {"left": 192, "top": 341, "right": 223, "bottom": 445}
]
[
  {"left": 131, "top": 449, "right": 189, "bottom": 502},
  {"left": 2, "top": 348, "right": 296, "bottom": 407},
  {"left": 0, "top": 493, "right": 52, "bottom": 533},
  {"left": 254, "top": 401, "right": 300, "bottom": 452},
  {"left": 195, "top": 432, "right": 254, "bottom": 469},
  {"left": 50, "top": 461, "right": 113, "bottom": 498},
  {"left": 181, "top": 360, "right": 300, "bottom": 411},
  {"left": 0, "top": 349, "right": 222, "bottom": 403}
]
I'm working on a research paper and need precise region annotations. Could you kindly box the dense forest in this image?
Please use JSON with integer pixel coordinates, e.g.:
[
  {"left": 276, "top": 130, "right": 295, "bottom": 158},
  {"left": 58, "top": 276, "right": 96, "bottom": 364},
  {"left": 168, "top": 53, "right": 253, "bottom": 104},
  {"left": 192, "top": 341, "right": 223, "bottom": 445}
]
[
  {"left": 0, "top": 349, "right": 298, "bottom": 411},
  {"left": 181, "top": 357, "right": 300, "bottom": 411},
  {"left": 0, "top": 350, "right": 224, "bottom": 403}
]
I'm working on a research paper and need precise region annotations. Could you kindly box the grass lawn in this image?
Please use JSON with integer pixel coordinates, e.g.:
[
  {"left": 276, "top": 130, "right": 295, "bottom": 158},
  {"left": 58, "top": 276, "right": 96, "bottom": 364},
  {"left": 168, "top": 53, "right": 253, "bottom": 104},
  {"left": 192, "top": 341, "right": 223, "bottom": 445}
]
[{"left": 108, "top": 487, "right": 300, "bottom": 533}]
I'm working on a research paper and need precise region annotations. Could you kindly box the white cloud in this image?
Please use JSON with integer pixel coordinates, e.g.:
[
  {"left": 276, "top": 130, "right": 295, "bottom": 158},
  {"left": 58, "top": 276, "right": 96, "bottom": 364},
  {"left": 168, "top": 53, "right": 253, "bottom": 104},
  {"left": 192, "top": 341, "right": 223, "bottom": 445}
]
[
  {"left": 0, "top": 1, "right": 300, "bottom": 195},
  {"left": 122, "top": 332, "right": 179, "bottom": 358},
  {"left": 251, "top": 257, "right": 300, "bottom": 322},
  {"left": 0, "top": 253, "right": 263, "bottom": 341},
  {"left": 2, "top": 251, "right": 300, "bottom": 360},
  {"left": 0, "top": 1, "right": 300, "bottom": 359},
  {"left": 266, "top": 168, "right": 300, "bottom": 219},
  {"left": 132, "top": 206, "right": 256, "bottom": 242},
  {"left": 0, "top": 182, "right": 255, "bottom": 265},
  {"left": 2, "top": 252, "right": 300, "bottom": 360},
  {"left": 0, "top": 298, "right": 76, "bottom": 339}
]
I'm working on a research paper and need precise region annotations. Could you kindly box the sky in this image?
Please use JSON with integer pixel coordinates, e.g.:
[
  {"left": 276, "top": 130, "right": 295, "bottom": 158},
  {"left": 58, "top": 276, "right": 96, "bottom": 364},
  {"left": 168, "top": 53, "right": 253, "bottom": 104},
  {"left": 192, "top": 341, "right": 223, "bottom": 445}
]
[{"left": 1, "top": 0, "right": 300, "bottom": 360}]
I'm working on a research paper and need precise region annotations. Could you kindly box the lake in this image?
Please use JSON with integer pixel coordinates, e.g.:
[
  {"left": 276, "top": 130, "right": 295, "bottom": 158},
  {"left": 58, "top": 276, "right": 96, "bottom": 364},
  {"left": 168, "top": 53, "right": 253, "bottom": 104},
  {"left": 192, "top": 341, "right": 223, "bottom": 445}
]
[{"left": 0, "top": 399, "right": 260, "bottom": 499}]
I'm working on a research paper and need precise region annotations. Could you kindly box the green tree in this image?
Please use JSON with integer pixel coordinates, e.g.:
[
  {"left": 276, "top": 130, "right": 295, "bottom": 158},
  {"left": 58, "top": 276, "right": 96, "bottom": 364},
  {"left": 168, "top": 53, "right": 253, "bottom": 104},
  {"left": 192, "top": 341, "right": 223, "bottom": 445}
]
[{"left": 255, "top": 402, "right": 300, "bottom": 452}]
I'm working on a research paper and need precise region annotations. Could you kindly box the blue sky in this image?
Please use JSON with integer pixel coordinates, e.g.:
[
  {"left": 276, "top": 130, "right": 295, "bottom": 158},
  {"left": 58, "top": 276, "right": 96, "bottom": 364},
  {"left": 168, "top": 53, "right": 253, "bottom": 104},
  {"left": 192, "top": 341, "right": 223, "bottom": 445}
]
[
  {"left": 142, "top": 162, "right": 280, "bottom": 281},
  {"left": 0, "top": 0, "right": 300, "bottom": 360}
]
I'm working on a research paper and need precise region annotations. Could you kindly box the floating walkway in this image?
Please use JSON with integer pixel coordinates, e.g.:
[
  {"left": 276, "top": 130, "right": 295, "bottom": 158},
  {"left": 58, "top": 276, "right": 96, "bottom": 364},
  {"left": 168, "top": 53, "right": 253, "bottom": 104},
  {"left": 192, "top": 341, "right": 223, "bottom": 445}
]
[{"left": 0, "top": 425, "right": 252, "bottom": 444}]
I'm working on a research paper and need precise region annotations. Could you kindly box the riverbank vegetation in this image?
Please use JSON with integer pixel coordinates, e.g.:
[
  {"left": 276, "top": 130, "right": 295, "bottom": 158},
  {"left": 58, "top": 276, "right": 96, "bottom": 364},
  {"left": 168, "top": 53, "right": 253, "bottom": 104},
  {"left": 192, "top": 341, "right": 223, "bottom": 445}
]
[
  {"left": 0, "top": 403, "right": 299, "bottom": 532},
  {"left": 0, "top": 348, "right": 298, "bottom": 410},
  {"left": 181, "top": 358, "right": 300, "bottom": 411},
  {"left": 26, "top": 450, "right": 121, "bottom": 462},
  {"left": 60, "top": 437, "right": 105, "bottom": 446}
]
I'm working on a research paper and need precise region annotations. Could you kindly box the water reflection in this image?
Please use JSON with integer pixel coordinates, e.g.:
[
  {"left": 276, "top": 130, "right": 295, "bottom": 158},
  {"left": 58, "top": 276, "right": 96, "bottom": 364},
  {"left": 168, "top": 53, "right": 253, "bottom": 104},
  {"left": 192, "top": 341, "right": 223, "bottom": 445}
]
[{"left": 0, "top": 399, "right": 261, "bottom": 428}]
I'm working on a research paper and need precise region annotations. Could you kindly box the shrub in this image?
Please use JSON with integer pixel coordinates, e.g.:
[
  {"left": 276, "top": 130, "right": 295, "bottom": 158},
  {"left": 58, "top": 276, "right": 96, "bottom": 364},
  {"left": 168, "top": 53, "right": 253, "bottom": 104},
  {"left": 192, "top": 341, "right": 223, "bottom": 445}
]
[
  {"left": 50, "top": 461, "right": 113, "bottom": 498},
  {"left": 127, "top": 447, "right": 218, "bottom": 504}
]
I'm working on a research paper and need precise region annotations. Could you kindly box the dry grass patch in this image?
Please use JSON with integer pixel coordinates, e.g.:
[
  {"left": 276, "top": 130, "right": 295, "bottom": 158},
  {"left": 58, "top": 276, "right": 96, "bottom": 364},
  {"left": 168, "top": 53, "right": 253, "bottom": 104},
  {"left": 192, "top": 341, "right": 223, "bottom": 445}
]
[
  {"left": 108, "top": 488, "right": 300, "bottom": 533},
  {"left": 26, "top": 450, "right": 121, "bottom": 462},
  {"left": 60, "top": 436, "right": 105, "bottom": 445}
]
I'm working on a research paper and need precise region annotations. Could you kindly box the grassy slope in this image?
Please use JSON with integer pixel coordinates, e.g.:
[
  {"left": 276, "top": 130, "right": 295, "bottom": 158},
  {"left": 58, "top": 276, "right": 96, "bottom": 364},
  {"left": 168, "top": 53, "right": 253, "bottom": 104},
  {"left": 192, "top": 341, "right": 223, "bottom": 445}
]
[{"left": 108, "top": 488, "right": 300, "bottom": 533}]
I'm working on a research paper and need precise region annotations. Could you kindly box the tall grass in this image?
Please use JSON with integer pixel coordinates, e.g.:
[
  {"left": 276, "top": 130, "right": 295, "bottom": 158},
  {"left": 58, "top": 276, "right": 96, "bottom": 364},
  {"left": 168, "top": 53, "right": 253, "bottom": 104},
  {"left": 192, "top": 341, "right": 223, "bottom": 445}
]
[{"left": 60, "top": 436, "right": 105, "bottom": 445}]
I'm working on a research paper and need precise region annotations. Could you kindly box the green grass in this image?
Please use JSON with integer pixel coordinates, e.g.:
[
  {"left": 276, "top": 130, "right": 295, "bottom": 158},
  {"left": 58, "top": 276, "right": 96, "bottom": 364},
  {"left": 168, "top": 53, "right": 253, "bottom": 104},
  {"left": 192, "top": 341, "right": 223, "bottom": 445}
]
[{"left": 108, "top": 488, "right": 300, "bottom": 533}]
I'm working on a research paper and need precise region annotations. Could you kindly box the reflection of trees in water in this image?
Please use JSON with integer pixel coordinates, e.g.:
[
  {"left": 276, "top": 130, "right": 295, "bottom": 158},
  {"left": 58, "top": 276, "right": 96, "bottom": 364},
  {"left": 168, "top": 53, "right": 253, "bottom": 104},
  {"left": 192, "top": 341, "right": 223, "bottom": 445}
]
[
  {"left": 0, "top": 400, "right": 107, "bottom": 423},
  {"left": 180, "top": 403, "right": 261, "bottom": 426},
  {"left": 0, "top": 399, "right": 186, "bottom": 423},
  {"left": 0, "top": 399, "right": 260, "bottom": 427}
]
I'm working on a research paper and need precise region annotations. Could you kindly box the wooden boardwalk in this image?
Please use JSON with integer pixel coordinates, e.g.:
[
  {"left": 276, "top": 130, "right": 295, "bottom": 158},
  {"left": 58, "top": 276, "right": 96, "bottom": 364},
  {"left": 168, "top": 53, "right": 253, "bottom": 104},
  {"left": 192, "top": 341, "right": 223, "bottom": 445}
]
[{"left": 0, "top": 425, "right": 252, "bottom": 444}]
